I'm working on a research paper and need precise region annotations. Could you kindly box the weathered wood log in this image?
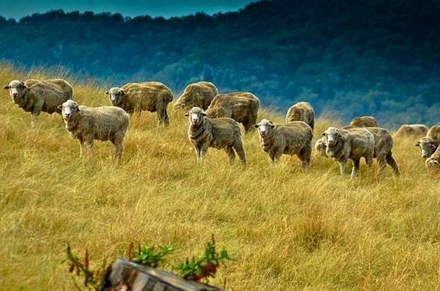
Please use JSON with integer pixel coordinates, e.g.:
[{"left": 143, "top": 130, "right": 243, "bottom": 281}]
[{"left": 98, "top": 259, "right": 224, "bottom": 291}]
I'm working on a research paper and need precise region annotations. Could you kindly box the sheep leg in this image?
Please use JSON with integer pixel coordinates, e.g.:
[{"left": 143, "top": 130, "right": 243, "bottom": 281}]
[
  {"left": 224, "top": 146, "right": 236, "bottom": 164},
  {"left": 78, "top": 138, "right": 84, "bottom": 157},
  {"left": 234, "top": 141, "right": 247, "bottom": 166},
  {"left": 85, "top": 139, "right": 94, "bottom": 159},
  {"left": 199, "top": 146, "right": 208, "bottom": 163},
  {"left": 31, "top": 111, "right": 40, "bottom": 127},
  {"left": 377, "top": 154, "right": 388, "bottom": 175},
  {"left": 300, "top": 145, "right": 312, "bottom": 172},
  {"left": 387, "top": 152, "right": 401, "bottom": 176},
  {"left": 339, "top": 159, "right": 347, "bottom": 176},
  {"left": 272, "top": 151, "right": 282, "bottom": 164},
  {"left": 365, "top": 155, "right": 374, "bottom": 175},
  {"left": 157, "top": 107, "right": 170, "bottom": 127},
  {"left": 193, "top": 146, "right": 201, "bottom": 163},
  {"left": 351, "top": 159, "right": 360, "bottom": 177},
  {"left": 112, "top": 133, "right": 125, "bottom": 161}
]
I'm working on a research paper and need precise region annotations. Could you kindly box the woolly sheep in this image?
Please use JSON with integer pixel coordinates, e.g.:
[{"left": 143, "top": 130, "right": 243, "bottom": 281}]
[
  {"left": 350, "top": 116, "right": 379, "bottom": 127},
  {"left": 106, "top": 82, "right": 173, "bottom": 126},
  {"left": 186, "top": 107, "right": 246, "bottom": 165},
  {"left": 425, "top": 146, "right": 440, "bottom": 172},
  {"left": 253, "top": 119, "right": 313, "bottom": 171},
  {"left": 206, "top": 92, "right": 260, "bottom": 133},
  {"left": 58, "top": 100, "right": 129, "bottom": 160},
  {"left": 174, "top": 82, "right": 218, "bottom": 110},
  {"left": 323, "top": 127, "right": 375, "bottom": 177},
  {"left": 416, "top": 125, "right": 440, "bottom": 159},
  {"left": 395, "top": 124, "right": 428, "bottom": 138},
  {"left": 3, "top": 79, "right": 73, "bottom": 125},
  {"left": 286, "top": 101, "right": 315, "bottom": 129}
]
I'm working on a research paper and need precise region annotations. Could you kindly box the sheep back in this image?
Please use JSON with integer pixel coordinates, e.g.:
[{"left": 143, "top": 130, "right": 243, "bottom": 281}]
[
  {"left": 350, "top": 116, "right": 379, "bottom": 127},
  {"left": 118, "top": 82, "right": 173, "bottom": 114},
  {"left": 174, "top": 82, "right": 218, "bottom": 110},
  {"left": 286, "top": 102, "right": 315, "bottom": 129}
]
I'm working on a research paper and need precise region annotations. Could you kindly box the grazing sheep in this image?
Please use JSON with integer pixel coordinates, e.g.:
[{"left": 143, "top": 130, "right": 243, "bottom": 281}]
[
  {"left": 416, "top": 125, "right": 440, "bottom": 158},
  {"left": 286, "top": 101, "right": 315, "bottom": 129},
  {"left": 364, "top": 127, "right": 400, "bottom": 175},
  {"left": 425, "top": 146, "right": 440, "bottom": 172},
  {"left": 395, "top": 124, "right": 428, "bottom": 138},
  {"left": 252, "top": 119, "right": 313, "bottom": 171},
  {"left": 314, "top": 137, "right": 327, "bottom": 157},
  {"left": 3, "top": 79, "right": 73, "bottom": 125},
  {"left": 186, "top": 107, "right": 246, "bottom": 165},
  {"left": 350, "top": 116, "right": 379, "bottom": 127},
  {"left": 58, "top": 100, "right": 129, "bottom": 160},
  {"left": 206, "top": 92, "right": 260, "bottom": 133},
  {"left": 106, "top": 82, "right": 173, "bottom": 126},
  {"left": 174, "top": 82, "right": 218, "bottom": 110},
  {"left": 323, "top": 127, "right": 375, "bottom": 177}
]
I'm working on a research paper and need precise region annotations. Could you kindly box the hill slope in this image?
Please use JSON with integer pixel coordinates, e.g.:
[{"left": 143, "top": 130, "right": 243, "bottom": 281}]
[
  {"left": 0, "top": 0, "right": 440, "bottom": 125},
  {"left": 0, "top": 66, "right": 439, "bottom": 290}
]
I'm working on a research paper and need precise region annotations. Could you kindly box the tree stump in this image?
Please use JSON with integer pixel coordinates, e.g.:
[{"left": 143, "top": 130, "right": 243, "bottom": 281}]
[{"left": 98, "top": 259, "right": 224, "bottom": 291}]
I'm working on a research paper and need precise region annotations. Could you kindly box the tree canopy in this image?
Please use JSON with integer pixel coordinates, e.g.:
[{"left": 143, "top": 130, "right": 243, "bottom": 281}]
[{"left": 0, "top": 0, "right": 439, "bottom": 126}]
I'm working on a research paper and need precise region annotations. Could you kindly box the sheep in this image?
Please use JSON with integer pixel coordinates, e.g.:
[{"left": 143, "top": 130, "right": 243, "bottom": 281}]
[
  {"left": 174, "top": 82, "right": 218, "bottom": 111},
  {"left": 58, "top": 100, "right": 129, "bottom": 160},
  {"left": 395, "top": 124, "right": 428, "bottom": 138},
  {"left": 322, "top": 127, "right": 375, "bottom": 177},
  {"left": 362, "top": 127, "right": 400, "bottom": 175},
  {"left": 205, "top": 92, "right": 260, "bottom": 133},
  {"left": 3, "top": 79, "right": 73, "bottom": 125},
  {"left": 252, "top": 119, "right": 313, "bottom": 171},
  {"left": 314, "top": 137, "right": 327, "bottom": 157},
  {"left": 350, "top": 116, "right": 379, "bottom": 127},
  {"left": 186, "top": 107, "right": 246, "bottom": 165},
  {"left": 316, "top": 127, "right": 400, "bottom": 176},
  {"left": 416, "top": 125, "right": 440, "bottom": 159},
  {"left": 286, "top": 101, "right": 315, "bottom": 129},
  {"left": 425, "top": 146, "right": 440, "bottom": 172},
  {"left": 106, "top": 82, "right": 173, "bottom": 126}
]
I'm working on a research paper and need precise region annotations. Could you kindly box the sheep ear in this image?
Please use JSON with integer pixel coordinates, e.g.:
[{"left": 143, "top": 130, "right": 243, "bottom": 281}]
[
  {"left": 271, "top": 124, "right": 276, "bottom": 128},
  {"left": 3, "top": 85, "right": 9, "bottom": 90},
  {"left": 185, "top": 113, "right": 189, "bottom": 117},
  {"left": 105, "top": 90, "right": 109, "bottom": 95},
  {"left": 202, "top": 112, "right": 207, "bottom": 116},
  {"left": 415, "top": 142, "right": 420, "bottom": 147},
  {"left": 252, "top": 124, "right": 259, "bottom": 129},
  {"left": 57, "top": 105, "right": 63, "bottom": 111},
  {"left": 20, "top": 82, "right": 26, "bottom": 88},
  {"left": 120, "top": 90, "right": 126, "bottom": 96},
  {"left": 322, "top": 132, "right": 326, "bottom": 136}
]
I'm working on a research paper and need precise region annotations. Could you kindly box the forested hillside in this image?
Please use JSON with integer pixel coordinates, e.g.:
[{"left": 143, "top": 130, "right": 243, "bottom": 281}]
[{"left": 0, "top": 0, "right": 439, "bottom": 125}]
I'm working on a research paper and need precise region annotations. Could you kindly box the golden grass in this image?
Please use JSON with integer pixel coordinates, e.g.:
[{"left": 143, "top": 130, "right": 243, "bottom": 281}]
[{"left": 0, "top": 65, "right": 439, "bottom": 290}]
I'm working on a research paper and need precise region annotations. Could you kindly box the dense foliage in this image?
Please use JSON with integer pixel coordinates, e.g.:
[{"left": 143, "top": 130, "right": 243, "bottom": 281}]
[{"left": 0, "top": 0, "right": 439, "bottom": 125}]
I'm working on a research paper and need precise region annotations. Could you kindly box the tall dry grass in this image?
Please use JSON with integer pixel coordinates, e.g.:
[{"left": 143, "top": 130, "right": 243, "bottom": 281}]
[{"left": 0, "top": 65, "right": 439, "bottom": 290}]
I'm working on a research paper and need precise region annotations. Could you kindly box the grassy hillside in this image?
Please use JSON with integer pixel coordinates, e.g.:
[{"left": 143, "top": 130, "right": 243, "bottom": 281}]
[{"left": 0, "top": 65, "right": 439, "bottom": 290}]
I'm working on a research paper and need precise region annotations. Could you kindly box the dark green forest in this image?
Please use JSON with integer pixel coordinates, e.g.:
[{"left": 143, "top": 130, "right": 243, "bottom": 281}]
[{"left": 1, "top": 0, "right": 439, "bottom": 126}]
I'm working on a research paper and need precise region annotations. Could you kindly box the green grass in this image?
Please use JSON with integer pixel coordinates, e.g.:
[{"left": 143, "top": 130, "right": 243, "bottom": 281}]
[{"left": 0, "top": 65, "right": 439, "bottom": 290}]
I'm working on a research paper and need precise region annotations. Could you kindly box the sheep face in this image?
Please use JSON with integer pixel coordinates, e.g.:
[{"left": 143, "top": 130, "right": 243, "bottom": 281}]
[
  {"left": 106, "top": 87, "right": 125, "bottom": 106},
  {"left": 174, "top": 87, "right": 201, "bottom": 110},
  {"left": 185, "top": 107, "right": 206, "bottom": 126},
  {"left": 315, "top": 137, "right": 327, "bottom": 157},
  {"left": 252, "top": 119, "right": 276, "bottom": 138},
  {"left": 58, "top": 100, "right": 80, "bottom": 121},
  {"left": 323, "top": 127, "right": 341, "bottom": 148},
  {"left": 3, "top": 80, "right": 27, "bottom": 104},
  {"left": 426, "top": 157, "right": 440, "bottom": 171},
  {"left": 416, "top": 138, "right": 437, "bottom": 158}
]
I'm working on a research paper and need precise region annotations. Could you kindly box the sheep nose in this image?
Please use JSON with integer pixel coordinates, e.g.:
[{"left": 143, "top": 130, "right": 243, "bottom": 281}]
[
  {"left": 12, "top": 93, "right": 18, "bottom": 98},
  {"left": 64, "top": 113, "right": 71, "bottom": 118}
]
